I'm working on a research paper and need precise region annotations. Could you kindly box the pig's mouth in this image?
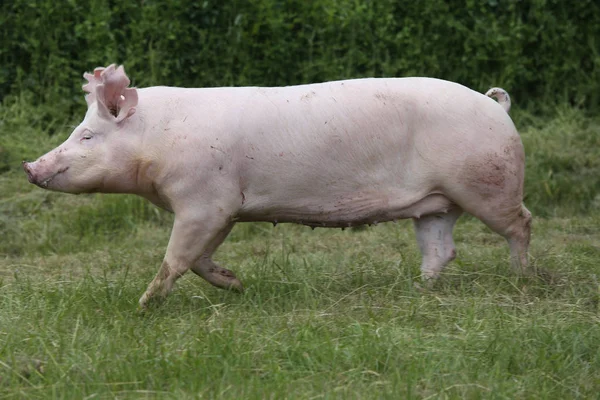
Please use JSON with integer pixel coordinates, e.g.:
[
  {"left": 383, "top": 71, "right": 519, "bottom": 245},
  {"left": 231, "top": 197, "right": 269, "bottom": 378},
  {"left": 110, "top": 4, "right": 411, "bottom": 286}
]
[{"left": 37, "top": 167, "right": 70, "bottom": 189}]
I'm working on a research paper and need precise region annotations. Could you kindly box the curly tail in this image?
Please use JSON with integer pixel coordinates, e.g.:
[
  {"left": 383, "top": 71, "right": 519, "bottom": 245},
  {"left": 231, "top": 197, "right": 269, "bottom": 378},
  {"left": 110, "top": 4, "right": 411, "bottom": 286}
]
[{"left": 485, "top": 87, "right": 511, "bottom": 113}]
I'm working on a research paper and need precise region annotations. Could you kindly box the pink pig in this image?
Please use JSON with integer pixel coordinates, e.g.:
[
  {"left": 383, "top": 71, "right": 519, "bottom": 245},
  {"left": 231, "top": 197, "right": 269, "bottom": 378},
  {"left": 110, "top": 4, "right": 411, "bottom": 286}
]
[{"left": 23, "top": 65, "right": 531, "bottom": 308}]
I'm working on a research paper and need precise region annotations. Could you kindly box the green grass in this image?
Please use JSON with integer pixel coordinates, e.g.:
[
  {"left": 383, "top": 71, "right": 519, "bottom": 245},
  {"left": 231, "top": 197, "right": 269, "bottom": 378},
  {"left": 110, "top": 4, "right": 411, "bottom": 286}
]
[{"left": 0, "top": 105, "right": 599, "bottom": 398}]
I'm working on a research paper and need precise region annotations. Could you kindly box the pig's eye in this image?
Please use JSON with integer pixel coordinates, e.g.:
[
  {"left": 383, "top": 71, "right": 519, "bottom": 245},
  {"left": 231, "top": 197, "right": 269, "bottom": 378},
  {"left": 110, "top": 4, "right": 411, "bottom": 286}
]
[{"left": 81, "top": 133, "right": 93, "bottom": 141}]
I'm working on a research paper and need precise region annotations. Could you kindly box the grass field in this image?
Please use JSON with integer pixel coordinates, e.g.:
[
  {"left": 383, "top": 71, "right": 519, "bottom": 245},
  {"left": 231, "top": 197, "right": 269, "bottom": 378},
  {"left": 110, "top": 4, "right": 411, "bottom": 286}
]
[{"left": 0, "top": 104, "right": 599, "bottom": 398}]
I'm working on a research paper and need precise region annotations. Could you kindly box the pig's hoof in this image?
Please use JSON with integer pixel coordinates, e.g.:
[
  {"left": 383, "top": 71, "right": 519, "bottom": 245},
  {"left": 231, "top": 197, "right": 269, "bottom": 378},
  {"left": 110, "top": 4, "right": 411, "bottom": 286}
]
[
  {"left": 413, "top": 281, "right": 433, "bottom": 293},
  {"left": 227, "top": 278, "right": 244, "bottom": 293},
  {"left": 138, "top": 292, "right": 165, "bottom": 311},
  {"left": 209, "top": 267, "right": 244, "bottom": 293},
  {"left": 416, "top": 274, "right": 439, "bottom": 291}
]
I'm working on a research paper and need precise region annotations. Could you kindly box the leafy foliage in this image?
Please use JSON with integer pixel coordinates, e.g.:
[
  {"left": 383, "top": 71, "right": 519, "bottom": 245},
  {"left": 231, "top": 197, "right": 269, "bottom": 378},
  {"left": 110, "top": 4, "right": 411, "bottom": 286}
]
[{"left": 1, "top": 0, "right": 599, "bottom": 115}]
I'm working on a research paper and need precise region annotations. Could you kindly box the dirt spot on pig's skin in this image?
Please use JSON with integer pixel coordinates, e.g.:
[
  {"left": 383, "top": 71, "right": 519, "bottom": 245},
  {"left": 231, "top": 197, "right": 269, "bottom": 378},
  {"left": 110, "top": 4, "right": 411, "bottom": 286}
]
[
  {"left": 158, "top": 261, "right": 171, "bottom": 280},
  {"left": 208, "top": 266, "right": 236, "bottom": 278},
  {"left": 374, "top": 92, "right": 390, "bottom": 103},
  {"left": 461, "top": 152, "right": 510, "bottom": 199},
  {"left": 477, "top": 154, "right": 506, "bottom": 188},
  {"left": 301, "top": 91, "right": 316, "bottom": 102}
]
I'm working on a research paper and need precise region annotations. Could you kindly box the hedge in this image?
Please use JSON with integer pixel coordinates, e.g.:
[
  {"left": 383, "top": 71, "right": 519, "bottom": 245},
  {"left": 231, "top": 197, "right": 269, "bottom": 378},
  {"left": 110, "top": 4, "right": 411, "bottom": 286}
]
[{"left": 1, "top": 0, "right": 599, "bottom": 117}]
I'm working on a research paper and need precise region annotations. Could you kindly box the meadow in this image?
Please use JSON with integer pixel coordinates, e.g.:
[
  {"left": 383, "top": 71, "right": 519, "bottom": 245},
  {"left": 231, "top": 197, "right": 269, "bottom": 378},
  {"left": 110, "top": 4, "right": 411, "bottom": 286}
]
[
  {"left": 0, "top": 97, "right": 599, "bottom": 398},
  {"left": 1, "top": 2, "right": 600, "bottom": 396}
]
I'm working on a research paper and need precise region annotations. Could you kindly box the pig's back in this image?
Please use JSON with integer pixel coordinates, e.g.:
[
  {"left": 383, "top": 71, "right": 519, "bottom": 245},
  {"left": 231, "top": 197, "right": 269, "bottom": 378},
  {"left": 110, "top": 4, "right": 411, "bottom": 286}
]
[
  {"left": 231, "top": 78, "right": 517, "bottom": 218},
  {"left": 140, "top": 79, "right": 519, "bottom": 225}
]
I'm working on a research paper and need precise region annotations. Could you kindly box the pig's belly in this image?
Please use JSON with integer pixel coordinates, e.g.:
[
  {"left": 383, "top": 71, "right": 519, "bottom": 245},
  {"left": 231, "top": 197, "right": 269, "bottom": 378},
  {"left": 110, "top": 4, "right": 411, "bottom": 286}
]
[{"left": 236, "top": 191, "right": 455, "bottom": 227}]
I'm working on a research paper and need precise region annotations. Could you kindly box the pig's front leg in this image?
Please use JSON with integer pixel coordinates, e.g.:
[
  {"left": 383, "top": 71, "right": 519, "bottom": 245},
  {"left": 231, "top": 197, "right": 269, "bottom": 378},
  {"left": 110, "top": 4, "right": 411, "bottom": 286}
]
[
  {"left": 138, "top": 211, "right": 231, "bottom": 308},
  {"left": 190, "top": 222, "right": 244, "bottom": 292}
]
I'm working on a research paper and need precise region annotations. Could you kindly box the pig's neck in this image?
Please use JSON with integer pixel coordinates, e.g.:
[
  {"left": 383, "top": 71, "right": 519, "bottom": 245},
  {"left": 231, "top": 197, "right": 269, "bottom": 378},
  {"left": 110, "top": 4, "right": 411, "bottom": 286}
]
[
  {"left": 128, "top": 154, "right": 171, "bottom": 211},
  {"left": 93, "top": 144, "right": 157, "bottom": 197}
]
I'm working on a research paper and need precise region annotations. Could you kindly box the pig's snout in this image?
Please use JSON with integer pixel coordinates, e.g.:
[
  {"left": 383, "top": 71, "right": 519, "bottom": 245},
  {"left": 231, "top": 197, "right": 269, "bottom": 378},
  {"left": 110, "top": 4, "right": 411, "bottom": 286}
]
[
  {"left": 22, "top": 160, "right": 68, "bottom": 189},
  {"left": 22, "top": 161, "right": 37, "bottom": 184}
]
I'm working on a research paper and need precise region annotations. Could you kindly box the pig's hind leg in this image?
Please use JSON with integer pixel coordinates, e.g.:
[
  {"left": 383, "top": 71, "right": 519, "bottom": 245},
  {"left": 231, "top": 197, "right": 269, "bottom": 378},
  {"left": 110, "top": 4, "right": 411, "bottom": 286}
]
[
  {"left": 413, "top": 208, "right": 463, "bottom": 281},
  {"left": 446, "top": 190, "right": 532, "bottom": 275},
  {"left": 447, "top": 143, "right": 532, "bottom": 275},
  {"left": 476, "top": 204, "right": 532, "bottom": 274},
  {"left": 190, "top": 222, "right": 244, "bottom": 292}
]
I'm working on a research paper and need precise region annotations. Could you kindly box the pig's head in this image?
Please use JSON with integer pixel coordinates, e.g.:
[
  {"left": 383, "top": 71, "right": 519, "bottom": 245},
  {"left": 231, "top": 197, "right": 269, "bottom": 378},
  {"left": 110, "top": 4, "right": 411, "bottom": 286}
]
[{"left": 23, "top": 64, "right": 140, "bottom": 194}]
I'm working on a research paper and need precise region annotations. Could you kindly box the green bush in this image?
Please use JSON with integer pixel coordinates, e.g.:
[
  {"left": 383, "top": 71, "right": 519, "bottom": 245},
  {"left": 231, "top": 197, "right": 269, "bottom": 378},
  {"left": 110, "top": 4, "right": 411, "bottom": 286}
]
[
  {"left": 519, "top": 107, "right": 600, "bottom": 216},
  {"left": 1, "top": 0, "right": 599, "bottom": 117}
]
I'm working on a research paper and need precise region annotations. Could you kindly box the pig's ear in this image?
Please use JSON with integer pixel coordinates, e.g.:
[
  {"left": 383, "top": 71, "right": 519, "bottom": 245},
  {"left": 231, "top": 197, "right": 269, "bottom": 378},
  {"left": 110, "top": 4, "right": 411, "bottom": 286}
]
[
  {"left": 83, "top": 64, "right": 138, "bottom": 123},
  {"left": 82, "top": 66, "right": 106, "bottom": 107}
]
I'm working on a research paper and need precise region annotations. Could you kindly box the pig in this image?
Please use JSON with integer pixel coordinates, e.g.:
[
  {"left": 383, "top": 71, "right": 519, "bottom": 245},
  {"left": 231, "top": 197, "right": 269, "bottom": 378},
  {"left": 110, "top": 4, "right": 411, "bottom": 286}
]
[{"left": 22, "top": 64, "right": 532, "bottom": 308}]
